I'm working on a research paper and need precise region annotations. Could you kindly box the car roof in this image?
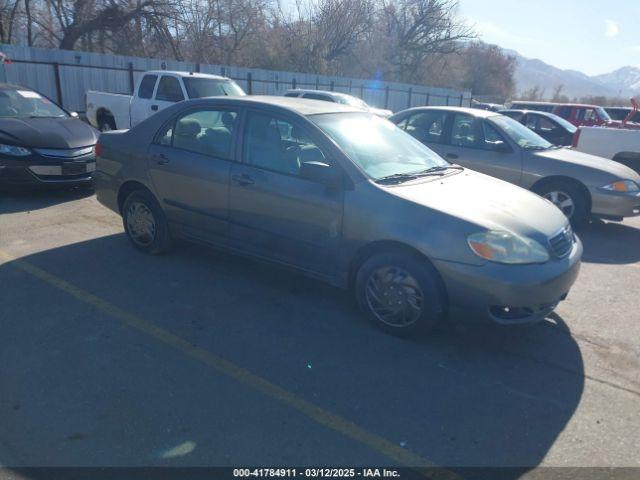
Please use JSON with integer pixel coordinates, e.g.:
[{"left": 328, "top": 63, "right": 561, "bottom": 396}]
[
  {"left": 145, "top": 70, "right": 230, "bottom": 81},
  {"left": 500, "top": 109, "right": 555, "bottom": 117},
  {"left": 400, "top": 106, "right": 498, "bottom": 118},
  {"left": 184, "top": 95, "right": 364, "bottom": 116}
]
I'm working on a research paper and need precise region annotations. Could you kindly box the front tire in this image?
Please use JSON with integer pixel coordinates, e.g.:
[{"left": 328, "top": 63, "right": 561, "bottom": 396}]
[
  {"left": 534, "top": 180, "right": 589, "bottom": 227},
  {"left": 355, "top": 251, "right": 447, "bottom": 336},
  {"left": 122, "top": 190, "right": 172, "bottom": 254}
]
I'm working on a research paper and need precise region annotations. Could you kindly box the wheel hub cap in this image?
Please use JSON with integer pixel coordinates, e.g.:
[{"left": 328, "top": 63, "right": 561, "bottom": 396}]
[
  {"left": 126, "top": 202, "right": 156, "bottom": 246},
  {"left": 543, "top": 190, "right": 575, "bottom": 218},
  {"left": 365, "top": 266, "right": 424, "bottom": 327}
]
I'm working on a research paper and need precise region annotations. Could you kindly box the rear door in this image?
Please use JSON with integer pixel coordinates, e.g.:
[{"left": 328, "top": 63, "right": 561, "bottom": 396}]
[
  {"left": 228, "top": 109, "right": 344, "bottom": 276},
  {"left": 147, "top": 106, "right": 239, "bottom": 242},
  {"left": 150, "top": 75, "right": 186, "bottom": 118},
  {"left": 441, "top": 113, "right": 523, "bottom": 185},
  {"left": 130, "top": 74, "right": 158, "bottom": 127}
]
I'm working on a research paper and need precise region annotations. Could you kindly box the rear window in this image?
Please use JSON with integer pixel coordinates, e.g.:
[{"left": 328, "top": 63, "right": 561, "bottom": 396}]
[{"left": 138, "top": 75, "right": 157, "bottom": 99}]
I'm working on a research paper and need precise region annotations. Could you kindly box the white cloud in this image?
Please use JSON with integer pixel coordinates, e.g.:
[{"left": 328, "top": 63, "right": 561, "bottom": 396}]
[{"left": 605, "top": 19, "right": 619, "bottom": 37}]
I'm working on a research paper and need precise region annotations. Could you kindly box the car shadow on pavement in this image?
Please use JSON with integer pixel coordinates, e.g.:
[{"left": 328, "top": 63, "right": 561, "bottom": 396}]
[
  {"left": 578, "top": 218, "right": 640, "bottom": 264},
  {"left": 0, "top": 187, "right": 94, "bottom": 215},
  {"left": 0, "top": 234, "right": 585, "bottom": 477}
]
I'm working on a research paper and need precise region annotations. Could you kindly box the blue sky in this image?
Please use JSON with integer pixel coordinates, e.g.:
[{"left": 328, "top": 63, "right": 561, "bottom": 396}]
[{"left": 460, "top": 0, "right": 640, "bottom": 76}]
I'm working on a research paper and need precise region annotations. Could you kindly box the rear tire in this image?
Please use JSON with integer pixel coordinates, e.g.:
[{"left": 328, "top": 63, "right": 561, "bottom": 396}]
[
  {"left": 98, "top": 114, "right": 116, "bottom": 132},
  {"left": 122, "top": 190, "right": 172, "bottom": 254},
  {"left": 534, "top": 180, "right": 589, "bottom": 227},
  {"left": 355, "top": 251, "right": 447, "bottom": 336}
]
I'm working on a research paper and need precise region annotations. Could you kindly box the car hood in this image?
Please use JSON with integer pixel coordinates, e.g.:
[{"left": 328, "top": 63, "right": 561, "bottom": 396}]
[
  {"left": 0, "top": 117, "right": 98, "bottom": 149},
  {"left": 534, "top": 147, "right": 640, "bottom": 181},
  {"left": 387, "top": 169, "right": 568, "bottom": 239}
]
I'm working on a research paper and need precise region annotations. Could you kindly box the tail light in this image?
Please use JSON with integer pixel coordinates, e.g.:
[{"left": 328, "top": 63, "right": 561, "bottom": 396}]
[
  {"left": 94, "top": 142, "right": 103, "bottom": 157},
  {"left": 571, "top": 128, "right": 581, "bottom": 148}
]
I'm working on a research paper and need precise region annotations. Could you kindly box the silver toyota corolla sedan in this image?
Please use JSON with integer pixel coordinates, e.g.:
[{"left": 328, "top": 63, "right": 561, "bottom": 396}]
[
  {"left": 390, "top": 107, "right": 640, "bottom": 226},
  {"left": 94, "top": 97, "right": 582, "bottom": 335}
]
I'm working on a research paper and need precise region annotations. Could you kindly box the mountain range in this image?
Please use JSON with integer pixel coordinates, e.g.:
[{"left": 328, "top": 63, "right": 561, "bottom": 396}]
[{"left": 507, "top": 49, "right": 640, "bottom": 100}]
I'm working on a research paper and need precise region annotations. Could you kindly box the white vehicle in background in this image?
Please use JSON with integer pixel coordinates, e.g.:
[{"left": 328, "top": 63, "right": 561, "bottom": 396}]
[
  {"left": 86, "top": 71, "right": 245, "bottom": 131},
  {"left": 573, "top": 126, "right": 640, "bottom": 175},
  {"left": 283, "top": 88, "right": 393, "bottom": 117}
]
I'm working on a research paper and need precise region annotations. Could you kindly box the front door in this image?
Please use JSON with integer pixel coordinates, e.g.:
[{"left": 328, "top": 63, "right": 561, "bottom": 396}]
[
  {"left": 441, "top": 113, "right": 523, "bottom": 185},
  {"left": 147, "top": 106, "right": 239, "bottom": 242},
  {"left": 149, "top": 75, "right": 186, "bottom": 121},
  {"left": 228, "top": 110, "right": 343, "bottom": 276}
]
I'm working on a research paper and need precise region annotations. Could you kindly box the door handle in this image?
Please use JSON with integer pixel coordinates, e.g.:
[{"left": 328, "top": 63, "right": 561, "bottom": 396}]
[
  {"left": 445, "top": 153, "right": 459, "bottom": 160},
  {"left": 151, "top": 105, "right": 159, "bottom": 111},
  {"left": 155, "top": 153, "right": 169, "bottom": 165},
  {"left": 231, "top": 173, "right": 255, "bottom": 186}
]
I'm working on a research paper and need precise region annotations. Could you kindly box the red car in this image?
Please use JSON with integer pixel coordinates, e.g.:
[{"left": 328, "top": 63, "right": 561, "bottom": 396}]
[{"left": 509, "top": 101, "right": 640, "bottom": 129}]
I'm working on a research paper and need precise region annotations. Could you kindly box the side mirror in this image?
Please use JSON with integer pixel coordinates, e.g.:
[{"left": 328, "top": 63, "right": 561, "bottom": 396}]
[
  {"left": 70, "top": 111, "right": 79, "bottom": 118},
  {"left": 300, "top": 161, "right": 341, "bottom": 187}
]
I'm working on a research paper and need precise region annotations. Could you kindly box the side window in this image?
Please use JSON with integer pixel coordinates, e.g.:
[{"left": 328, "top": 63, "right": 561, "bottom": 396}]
[
  {"left": 538, "top": 116, "right": 556, "bottom": 132},
  {"left": 404, "top": 112, "right": 447, "bottom": 144},
  {"left": 284, "top": 92, "right": 300, "bottom": 98},
  {"left": 138, "top": 75, "right": 158, "bottom": 99},
  {"left": 524, "top": 114, "right": 537, "bottom": 130},
  {"left": 157, "top": 108, "right": 238, "bottom": 158},
  {"left": 450, "top": 114, "right": 478, "bottom": 148},
  {"left": 156, "top": 76, "right": 185, "bottom": 102},
  {"left": 557, "top": 106, "right": 572, "bottom": 119},
  {"left": 302, "top": 93, "right": 333, "bottom": 102},
  {"left": 480, "top": 122, "right": 510, "bottom": 152},
  {"left": 583, "top": 109, "right": 596, "bottom": 122},
  {"left": 243, "top": 111, "right": 326, "bottom": 177}
]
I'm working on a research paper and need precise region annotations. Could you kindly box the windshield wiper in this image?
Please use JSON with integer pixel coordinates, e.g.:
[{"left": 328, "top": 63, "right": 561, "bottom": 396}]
[{"left": 376, "top": 165, "right": 463, "bottom": 184}]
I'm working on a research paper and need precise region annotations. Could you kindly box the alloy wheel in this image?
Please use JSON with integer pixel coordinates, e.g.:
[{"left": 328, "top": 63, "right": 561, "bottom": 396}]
[{"left": 543, "top": 190, "right": 575, "bottom": 218}]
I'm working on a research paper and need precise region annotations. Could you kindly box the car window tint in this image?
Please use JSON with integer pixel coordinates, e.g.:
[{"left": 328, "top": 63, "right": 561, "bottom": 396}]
[
  {"left": 243, "top": 111, "right": 326, "bottom": 177},
  {"left": 404, "top": 111, "right": 447, "bottom": 144},
  {"left": 157, "top": 122, "right": 173, "bottom": 146},
  {"left": 138, "top": 75, "right": 158, "bottom": 99},
  {"left": 524, "top": 115, "right": 537, "bottom": 130},
  {"left": 557, "top": 106, "right": 572, "bottom": 119},
  {"left": 283, "top": 92, "right": 300, "bottom": 97},
  {"left": 538, "top": 116, "right": 556, "bottom": 132},
  {"left": 480, "top": 121, "right": 509, "bottom": 151},
  {"left": 166, "top": 108, "right": 238, "bottom": 158},
  {"left": 302, "top": 93, "right": 333, "bottom": 102},
  {"left": 156, "top": 76, "right": 184, "bottom": 102},
  {"left": 450, "top": 114, "right": 477, "bottom": 147}
]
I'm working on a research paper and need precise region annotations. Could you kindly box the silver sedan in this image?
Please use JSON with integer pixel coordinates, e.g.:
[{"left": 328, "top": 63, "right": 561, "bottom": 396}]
[{"left": 390, "top": 107, "right": 640, "bottom": 226}]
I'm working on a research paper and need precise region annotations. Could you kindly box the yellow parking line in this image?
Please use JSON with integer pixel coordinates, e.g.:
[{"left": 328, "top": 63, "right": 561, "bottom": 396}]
[{"left": 0, "top": 249, "right": 460, "bottom": 480}]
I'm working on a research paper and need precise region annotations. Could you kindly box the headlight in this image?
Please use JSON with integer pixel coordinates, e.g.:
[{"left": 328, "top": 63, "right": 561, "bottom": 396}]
[
  {"left": 600, "top": 180, "right": 640, "bottom": 193},
  {"left": 468, "top": 231, "right": 550, "bottom": 264},
  {"left": 0, "top": 143, "right": 31, "bottom": 156}
]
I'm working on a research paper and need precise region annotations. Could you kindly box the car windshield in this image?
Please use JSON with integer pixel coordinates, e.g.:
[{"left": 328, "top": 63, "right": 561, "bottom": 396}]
[
  {"left": 0, "top": 88, "right": 67, "bottom": 118},
  {"left": 489, "top": 114, "right": 552, "bottom": 150},
  {"left": 596, "top": 107, "right": 612, "bottom": 122},
  {"left": 547, "top": 113, "right": 577, "bottom": 133},
  {"left": 183, "top": 78, "right": 245, "bottom": 98},
  {"left": 312, "top": 112, "right": 449, "bottom": 180}
]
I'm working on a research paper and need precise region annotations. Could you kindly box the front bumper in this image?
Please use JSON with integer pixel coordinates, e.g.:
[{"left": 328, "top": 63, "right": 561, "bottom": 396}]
[
  {"left": 0, "top": 147, "right": 95, "bottom": 188},
  {"left": 433, "top": 237, "right": 583, "bottom": 325},
  {"left": 590, "top": 187, "right": 640, "bottom": 219}
]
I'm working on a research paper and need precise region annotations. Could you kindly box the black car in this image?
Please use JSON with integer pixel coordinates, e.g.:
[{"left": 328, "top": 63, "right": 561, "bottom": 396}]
[
  {"left": 499, "top": 109, "right": 577, "bottom": 146},
  {"left": 0, "top": 83, "right": 98, "bottom": 188}
]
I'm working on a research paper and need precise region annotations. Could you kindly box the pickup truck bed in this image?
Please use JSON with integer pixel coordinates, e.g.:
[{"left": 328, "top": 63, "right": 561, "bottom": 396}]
[{"left": 86, "top": 91, "right": 132, "bottom": 131}]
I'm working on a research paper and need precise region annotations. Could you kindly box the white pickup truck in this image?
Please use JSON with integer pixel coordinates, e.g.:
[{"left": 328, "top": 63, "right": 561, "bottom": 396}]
[
  {"left": 86, "top": 70, "right": 245, "bottom": 131},
  {"left": 573, "top": 126, "right": 640, "bottom": 174}
]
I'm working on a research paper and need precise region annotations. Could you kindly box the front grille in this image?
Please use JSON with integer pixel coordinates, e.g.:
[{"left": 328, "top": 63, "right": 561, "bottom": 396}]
[
  {"left": 549, "top": 226, "right": 574, "bottom": 258},
  {"left": 33, "top": 146, "right": 94, "bottom": 159}
]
